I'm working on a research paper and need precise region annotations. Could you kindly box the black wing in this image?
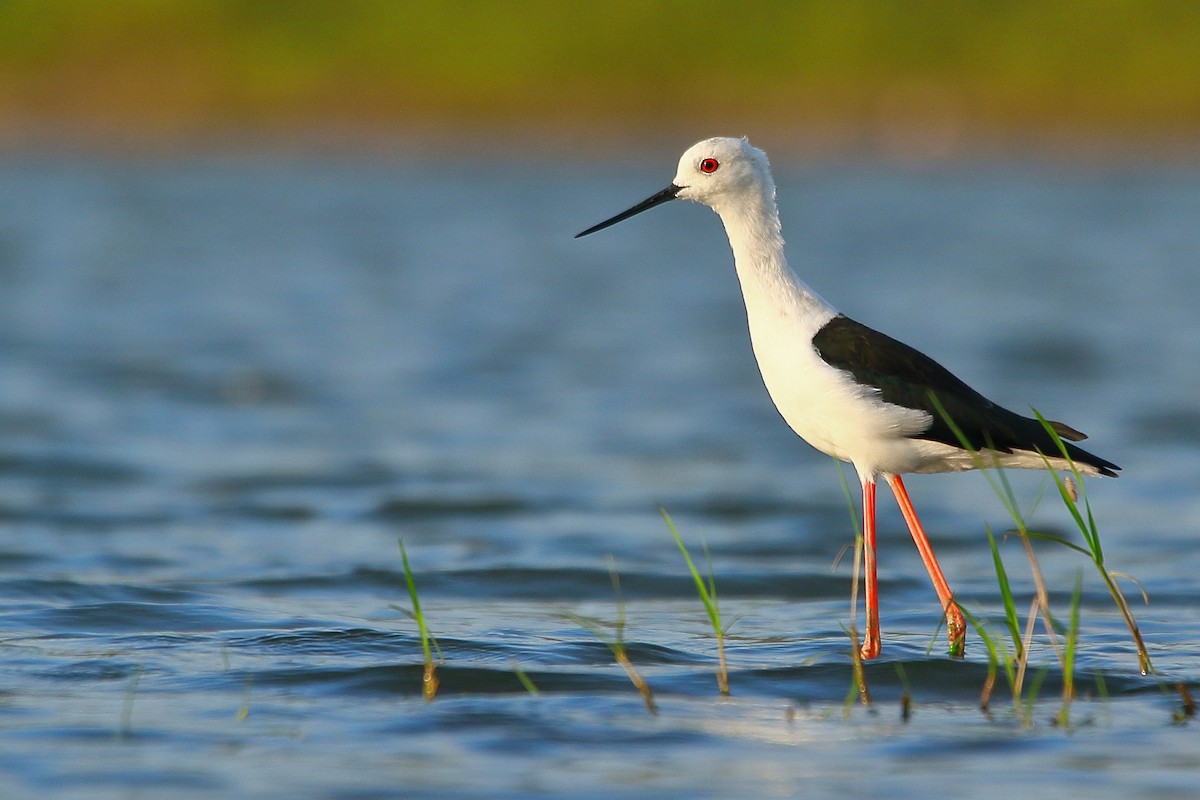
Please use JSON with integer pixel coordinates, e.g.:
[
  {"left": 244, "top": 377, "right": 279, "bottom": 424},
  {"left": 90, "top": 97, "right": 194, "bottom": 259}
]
[{"left": 811, "top": 315, "right": 1119, "bottom": 476}]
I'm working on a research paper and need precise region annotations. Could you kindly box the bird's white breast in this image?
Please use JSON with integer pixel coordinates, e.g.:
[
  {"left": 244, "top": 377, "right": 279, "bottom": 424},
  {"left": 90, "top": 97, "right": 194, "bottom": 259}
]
[
  {"left": 751, "top": 306, "right": 930, "bottom": 470},
  {"left": 729, "top": 244, "right": 932, "bottom": 478}
]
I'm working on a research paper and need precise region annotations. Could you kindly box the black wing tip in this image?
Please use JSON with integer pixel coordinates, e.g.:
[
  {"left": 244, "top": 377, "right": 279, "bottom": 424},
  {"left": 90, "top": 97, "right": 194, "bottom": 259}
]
[
  {"left": 1047, "top": 420, "right": 1087, "bottom": 442},
  {"left": 1095, "top": 452, "right": 1122, "bottom": 478},
  {"left": 1059, "top": 441, "right": 1121, "bottom": 478},
  {"left": 1044, "top": 418, "right": 1121, "bottom": 476}
]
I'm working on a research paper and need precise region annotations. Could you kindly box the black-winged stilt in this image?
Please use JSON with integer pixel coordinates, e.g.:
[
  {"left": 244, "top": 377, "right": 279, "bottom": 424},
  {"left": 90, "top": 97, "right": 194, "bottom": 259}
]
[{"left": 576, "top": 136, "right": 1119, "bottom": 659}]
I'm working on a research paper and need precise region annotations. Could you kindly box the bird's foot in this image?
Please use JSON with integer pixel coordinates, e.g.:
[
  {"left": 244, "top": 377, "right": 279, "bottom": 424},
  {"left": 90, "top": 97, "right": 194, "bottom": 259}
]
[
  {"left": 946, "top": 606, "right": 966, "bottom": 658},
  {"left": 859, "top": 635, "right": 881, "bottom": 660}
]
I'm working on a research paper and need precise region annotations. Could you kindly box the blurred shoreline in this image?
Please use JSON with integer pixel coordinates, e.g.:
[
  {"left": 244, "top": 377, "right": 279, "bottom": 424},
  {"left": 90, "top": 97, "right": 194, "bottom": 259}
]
[
  {"left": 2, "top": 1, "right": 1200, "bottom": 164},
  {"left": 3, "top": 2, "right": 1199, "bottom": 163},
  {"left": 2, "top": 115, "right": 1198, "bottom": 166}
]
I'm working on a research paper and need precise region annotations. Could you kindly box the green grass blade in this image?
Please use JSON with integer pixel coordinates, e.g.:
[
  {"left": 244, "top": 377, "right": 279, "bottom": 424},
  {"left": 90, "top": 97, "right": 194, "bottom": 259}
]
[
  {"left": 398, "top": 539, "right": 439, "bottom": 700},
  {"left": 839, "top": 623, "right": 871, "bottom": 710},
  {"left": 928, "top": 394, "right": 1028, "bottom": 531},
  {"left": 959, "top": 604, "right": 1014, "bottom": 709},
  {"left": 1032, "top": 411, "right": 1101, "bottom": 557},
  {"left": 565, "top": 569, "right": 658, "bottom": 714},
  {"left": 1056, "top": 572, "right": 1084, "bottom": 727},
  {"left": 833, "top": 460, "right": 869, "bottom": 671},
  {"left": 660, "top": 506, "right": 721, "bottom": 630},
  {"left": 1030, "top": 414, "right": 1154, "bottom": 676},
  {"left": 398, "top": 541, "right": 430, "bottom": 662},
  {"left": 512, "top": 660, "right": 540, "bottom": 696},
  {"left": 1024, "top": 529, "right": 1092, "bottom": 557},
  {"left": 833, "top": 459, "right": 862, "bottom": 537},
  {"left": 660, "top": 506, "right": 729, "bottom": 695},
  {"left": 986, "top": 526, "right": 1022, "bottom": 657},
  {"left": 1022, "top": 665, "right": 1049, "bottom": 728}
]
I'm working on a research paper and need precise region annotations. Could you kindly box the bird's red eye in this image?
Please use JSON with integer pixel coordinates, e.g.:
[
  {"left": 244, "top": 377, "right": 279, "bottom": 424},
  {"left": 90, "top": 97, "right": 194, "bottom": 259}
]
[{"left": 699, "top": 157, "right": 720, "bottom": 174}]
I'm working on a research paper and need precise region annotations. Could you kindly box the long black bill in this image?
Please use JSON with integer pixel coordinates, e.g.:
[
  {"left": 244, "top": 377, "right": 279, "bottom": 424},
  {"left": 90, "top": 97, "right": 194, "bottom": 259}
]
[{"left": 575, "top": 184, "right": 683, "bottom": 238}]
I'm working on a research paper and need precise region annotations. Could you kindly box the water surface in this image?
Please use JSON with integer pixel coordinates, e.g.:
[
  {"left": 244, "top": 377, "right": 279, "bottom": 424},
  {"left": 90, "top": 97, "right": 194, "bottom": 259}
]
[{"left": 1, "top": 147, "right": 1198, "bottom": 798}]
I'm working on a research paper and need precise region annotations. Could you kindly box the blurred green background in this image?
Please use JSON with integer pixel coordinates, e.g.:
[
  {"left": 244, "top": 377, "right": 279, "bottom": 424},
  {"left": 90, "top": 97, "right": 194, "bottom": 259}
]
[{"left": 1, "top": 0, "right": 1198, "bottom": 156}]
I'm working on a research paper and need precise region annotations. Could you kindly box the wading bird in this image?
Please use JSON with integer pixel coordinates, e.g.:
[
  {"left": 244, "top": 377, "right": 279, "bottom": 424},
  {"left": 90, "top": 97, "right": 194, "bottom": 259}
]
[{"left": 576, "top": 137, "right": 1118, "bottom": 659}]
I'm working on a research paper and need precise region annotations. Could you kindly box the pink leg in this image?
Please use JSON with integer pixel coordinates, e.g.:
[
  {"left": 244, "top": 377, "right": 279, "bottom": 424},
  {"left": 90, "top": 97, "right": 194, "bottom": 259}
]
[
  {"left": 885, "top": 474, "right": 966, "bottom": 656},
  {"left": 860, "top": 479, "right": 880, "bottom": 660}
]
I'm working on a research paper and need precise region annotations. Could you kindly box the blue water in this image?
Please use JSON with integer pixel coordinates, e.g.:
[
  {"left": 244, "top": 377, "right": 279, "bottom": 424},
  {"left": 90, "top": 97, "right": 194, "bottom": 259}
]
[{"left": 1, "top": 146, "right": 1198, "bottom": 798}]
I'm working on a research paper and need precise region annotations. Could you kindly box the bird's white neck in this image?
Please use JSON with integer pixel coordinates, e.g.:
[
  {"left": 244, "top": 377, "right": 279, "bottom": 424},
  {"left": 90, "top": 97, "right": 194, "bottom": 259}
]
[{"left": 715, "top": 194, "right": 836, "bottom": 330}]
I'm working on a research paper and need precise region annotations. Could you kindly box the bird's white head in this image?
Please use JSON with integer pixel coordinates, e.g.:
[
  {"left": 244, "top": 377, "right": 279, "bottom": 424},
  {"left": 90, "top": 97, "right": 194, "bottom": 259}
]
[
  {"left": 672, "top": 137, "right": 774, "bottom": 212},
  {"left": 575, "top": 136, "right": 775, "bottom": 239}
]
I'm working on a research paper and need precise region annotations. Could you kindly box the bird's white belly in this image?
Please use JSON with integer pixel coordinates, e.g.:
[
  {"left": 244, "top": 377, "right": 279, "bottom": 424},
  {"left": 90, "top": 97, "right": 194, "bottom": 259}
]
[{"left": 747, "top": 318, "right": 932, "bottom": 477}]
